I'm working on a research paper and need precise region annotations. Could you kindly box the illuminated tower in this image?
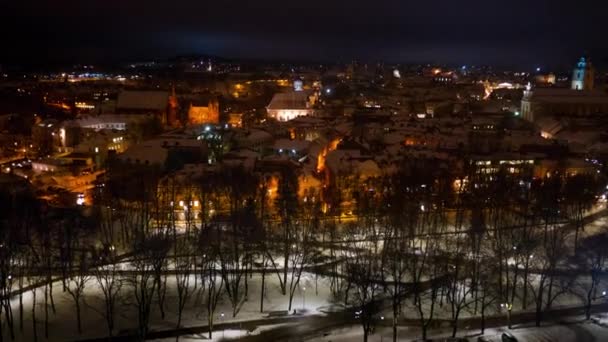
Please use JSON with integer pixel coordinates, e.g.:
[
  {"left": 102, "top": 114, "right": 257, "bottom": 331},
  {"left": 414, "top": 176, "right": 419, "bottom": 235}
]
[
  {"left": 294, "top": 78, "right": 304, "bottom": 92},
  {"left": 571, "top": 57, "right": 595, "bottom": 91}
]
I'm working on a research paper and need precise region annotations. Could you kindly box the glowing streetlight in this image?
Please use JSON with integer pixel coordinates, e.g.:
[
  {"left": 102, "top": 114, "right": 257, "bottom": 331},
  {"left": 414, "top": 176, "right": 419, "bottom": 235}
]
[
  {"left": 501, "top": 303, "right": 513, "bottom": 328},
  {"left": 220, "top": 312, "right": 225, "bottom": 338}
]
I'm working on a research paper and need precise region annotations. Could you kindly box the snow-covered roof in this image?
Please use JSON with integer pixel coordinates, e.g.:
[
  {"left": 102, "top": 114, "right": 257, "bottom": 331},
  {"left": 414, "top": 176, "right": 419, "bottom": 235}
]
[
  {"left": 273, "top": 139, "right": 311, "bottom": 151},
  {"left": 267, "top": 91, "right": 311, "bottom": 110},
  {"left": 526, "top": 88, "right": 608, "bottom": 104},
  {"left": 119, "top": 142, "right": 169, "bottom": 166}
]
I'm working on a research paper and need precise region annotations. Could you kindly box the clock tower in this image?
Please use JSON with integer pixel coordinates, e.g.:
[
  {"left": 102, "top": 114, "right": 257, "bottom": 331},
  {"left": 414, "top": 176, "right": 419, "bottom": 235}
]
[{"left": 571, "top": 57, "right": 595, "bottom": 91}]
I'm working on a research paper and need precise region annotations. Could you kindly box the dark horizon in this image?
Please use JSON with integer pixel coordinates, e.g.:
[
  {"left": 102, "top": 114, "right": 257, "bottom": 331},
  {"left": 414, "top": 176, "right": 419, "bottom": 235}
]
[{"left": 1, "top": 1, "right": 608, "bottom": 70}]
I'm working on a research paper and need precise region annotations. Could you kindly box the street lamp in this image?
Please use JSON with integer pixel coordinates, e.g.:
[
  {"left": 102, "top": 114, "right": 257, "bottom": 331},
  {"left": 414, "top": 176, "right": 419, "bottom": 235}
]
[
  {"left": 380, "top": 316, "right": 385, "bottom": 342},
  {"left": 302, "top": 286, "right": 306, "bottom": 310},
  {"left": 501, "top": 303, "right": 513, "bottom": 328},
  {"left": 220, "top": 312, "right": 225, "bottom": 338}
]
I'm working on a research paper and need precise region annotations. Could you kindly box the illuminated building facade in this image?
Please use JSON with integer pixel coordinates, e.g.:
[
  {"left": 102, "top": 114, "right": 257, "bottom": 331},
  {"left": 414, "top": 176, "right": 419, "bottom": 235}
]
[
  {"left": 188, "top": 98, "right": 220, "bottom": 125},
  {"left": 571, "top": 57, "right": 595, "bottom": 91},
  {"left": 267, "top": 92, "right": 314, "bottom": 121},
  {"left": 521, "top": 87, "right": 608, "bottom": 122}
]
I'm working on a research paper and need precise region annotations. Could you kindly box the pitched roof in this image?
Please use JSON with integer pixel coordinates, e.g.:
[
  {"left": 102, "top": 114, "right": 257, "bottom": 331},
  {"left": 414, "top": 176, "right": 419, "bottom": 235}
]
[
  {"left": 267, "top": 91, "right": 310, "bottom": 110},
  {"left": 117, "top": 91, "right": 169, "bottom": 111},
  {"left": 526, "top": 89, "right": 608, "bottom": 104}
]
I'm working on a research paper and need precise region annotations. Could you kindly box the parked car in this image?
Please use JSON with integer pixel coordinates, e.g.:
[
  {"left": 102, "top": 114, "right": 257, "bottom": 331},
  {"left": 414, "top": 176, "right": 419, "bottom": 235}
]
[{"left": 502, "top": 332, "right": 518, "bottom": 342}]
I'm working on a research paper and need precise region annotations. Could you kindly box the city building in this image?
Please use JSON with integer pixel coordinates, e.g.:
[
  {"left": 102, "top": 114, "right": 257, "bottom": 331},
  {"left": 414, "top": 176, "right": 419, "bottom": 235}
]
[
  {"left": 571, "top": 57, "right": 595, "bottom": 90},
  {"left": 521, "top": 87, "right": 608, "bottom": 122},
  {"left": 267, "top": 81, "right": 317, "bottom": 121},
  {"left": 116, "top": 90, "right": 172, "bottom": 124},
  {"left": 188, "top": 97, "right": 220, "bottom": 125}
]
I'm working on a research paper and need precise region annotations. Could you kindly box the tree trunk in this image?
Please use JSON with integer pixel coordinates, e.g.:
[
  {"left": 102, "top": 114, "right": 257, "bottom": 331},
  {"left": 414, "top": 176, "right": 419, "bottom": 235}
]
[
  {"left": 44, "top": 285, "right": 49, "bottom": 339},
  {"left": 5, "top": 300, "right": 16, "bottom": 341},
  {"left": 19, "top": 292, "right": 23, "bottom": 333},
  {"left": 207, "top": 315, "right": 213, "bottom": 339},
  {"left": 522, "top": 260, "right": 529, "bottom": 310},
  {"left": 0, "top": 306, "right": 3, "bottom": 342},
  {"left": 48, "top": 280, "right": 56, "bottom": 314},
  {"left": 480, "top": 302, "right": 486, "bottom": 335},
  {"left": 76, "top": 300, "right": 82, "bottom": 334},
  {"left": 31, "top": 289, "right": 37, "bottom": 342},
  {"left": 260, "top": 265, "right": 266, "bottom": 313}
]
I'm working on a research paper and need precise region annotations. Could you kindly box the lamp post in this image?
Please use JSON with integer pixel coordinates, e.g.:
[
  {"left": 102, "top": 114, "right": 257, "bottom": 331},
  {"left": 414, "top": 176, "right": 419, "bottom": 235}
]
[
  {"left": 501, "top": 303, "right": 513, "bottom": 328},
  {"left": 220, "top": 312, "right": 225, "bottom": 338},
  {"left": 380, "top": 316, "right": 385, "bottom": 342},
  {"left": 302, "top": 286, "right": 306, "bottom": 310}
]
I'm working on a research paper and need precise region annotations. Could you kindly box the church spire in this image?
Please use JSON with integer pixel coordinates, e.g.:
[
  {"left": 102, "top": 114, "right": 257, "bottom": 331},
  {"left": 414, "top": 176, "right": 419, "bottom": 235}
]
[{"left": 571, "top": 56, "right": 595, "bottom": 91}]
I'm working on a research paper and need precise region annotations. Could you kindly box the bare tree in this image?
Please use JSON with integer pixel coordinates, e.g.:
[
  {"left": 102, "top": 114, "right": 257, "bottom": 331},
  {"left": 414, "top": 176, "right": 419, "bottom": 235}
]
[
  {"left": 576, "top": 233, "right": 608, "bottom": 320},
  {"left": 197, "top": 225, "right": 224, "bottom": 339},
  {"left": 527, "top": 224, "right": 569, "bottom": 327},
  {"left": 411, "top": 233, "right": 443, "bottom": 341},
  {"left": 343, "top": 223, "right": 383, "bottom": 342},
  {"left": 129, "top": 235, "right": 169, "bottom": 339},
  {"left": 564, "top": 174, "right": 598, "bottom": 254},
  {"left": 65, "top": 250, "right": 91, "bottom": 334},
  {"left": 94, "top": 249, "right": 122, "bottom": 338},
  {"left": 174, "top": 224, "right": 195, "bottom": 339}
]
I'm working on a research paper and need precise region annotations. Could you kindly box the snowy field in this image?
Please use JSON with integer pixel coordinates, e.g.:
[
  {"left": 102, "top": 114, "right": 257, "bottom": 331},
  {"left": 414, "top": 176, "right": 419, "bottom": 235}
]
[
  {"left": 307, "top": 320, "right": 608, "bottom": 342},
  {"left": 4, "top": 272, "right": 332, "bottom": 341}
]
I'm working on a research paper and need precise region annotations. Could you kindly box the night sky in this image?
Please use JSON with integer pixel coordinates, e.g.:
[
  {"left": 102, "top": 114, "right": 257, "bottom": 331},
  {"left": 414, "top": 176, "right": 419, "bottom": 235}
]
[{"left": 1, "top": 0, "right": 607, "bottom": 69}]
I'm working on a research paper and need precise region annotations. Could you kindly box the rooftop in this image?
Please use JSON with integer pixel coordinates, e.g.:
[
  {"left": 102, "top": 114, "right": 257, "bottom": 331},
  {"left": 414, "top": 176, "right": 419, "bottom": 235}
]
[
  {"left": 117, "top": 90, "right": 169, "bottom": 111},
  {"left": 267, "top": 91, "right": 311, "bottom": 110}
]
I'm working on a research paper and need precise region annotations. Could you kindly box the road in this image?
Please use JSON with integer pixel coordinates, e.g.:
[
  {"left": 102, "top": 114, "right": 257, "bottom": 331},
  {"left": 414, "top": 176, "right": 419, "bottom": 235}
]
[{"left": 74, "top": 300, "right": 608, "bottom": 342}]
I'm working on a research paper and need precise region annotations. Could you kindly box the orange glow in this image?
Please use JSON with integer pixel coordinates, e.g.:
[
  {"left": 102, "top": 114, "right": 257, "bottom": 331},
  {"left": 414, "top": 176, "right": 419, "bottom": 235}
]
[
  {"left": 266, "top": 175, "right": 279, "bottom": 202},
  {"left": 404, "top": 138, "right": 416, "bottom": 146},
  {"left": 276, "top": 79, "right": 290, "bottom": 87},
  {"left": 316, "top": 138, "right": 341, "bottom": 173}
]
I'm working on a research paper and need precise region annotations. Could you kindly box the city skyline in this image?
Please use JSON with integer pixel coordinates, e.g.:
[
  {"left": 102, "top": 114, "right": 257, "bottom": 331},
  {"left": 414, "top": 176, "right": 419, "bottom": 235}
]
[{"left": 2, "top": 2, "right": 608, "bottom": 342}]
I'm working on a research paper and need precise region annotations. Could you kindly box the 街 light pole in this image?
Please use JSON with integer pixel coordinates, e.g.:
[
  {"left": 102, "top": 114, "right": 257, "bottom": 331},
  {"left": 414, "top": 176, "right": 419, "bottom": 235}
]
[{"left": 501, "top": 303, "right": 513, "bottom": 329}]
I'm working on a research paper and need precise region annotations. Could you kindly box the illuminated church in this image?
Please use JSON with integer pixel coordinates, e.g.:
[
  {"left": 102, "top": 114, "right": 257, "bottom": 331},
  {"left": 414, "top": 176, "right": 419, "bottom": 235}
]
[
  {"left": 521, "top": 57, "right": 608, "bottom": 122},
  {"left": 267, "top": 79, "right": 316, "bottom": 122},
  {"left": 571, "top": 57, "right": 594, "bottom": 91}
]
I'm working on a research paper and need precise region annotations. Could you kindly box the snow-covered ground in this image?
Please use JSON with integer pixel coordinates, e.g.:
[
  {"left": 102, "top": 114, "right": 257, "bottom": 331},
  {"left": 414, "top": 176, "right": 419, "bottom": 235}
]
[
  {"left": 3, "top": 208, "right": 607, "bottom": 341},
  {"left": 4, "top": 272, "right": 332, "bottom": 342},
  {"left": 307, "top": 319, "right": 608, "bottom": 342},
  {"left": 151, "top": 323, "right": 296, "bottom": 342}
]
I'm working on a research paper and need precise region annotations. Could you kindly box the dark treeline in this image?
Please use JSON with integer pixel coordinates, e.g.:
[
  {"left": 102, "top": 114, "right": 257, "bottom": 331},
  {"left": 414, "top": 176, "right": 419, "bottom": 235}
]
[{"left": 0, "top": 161, "right": 606, "bottom": 341}]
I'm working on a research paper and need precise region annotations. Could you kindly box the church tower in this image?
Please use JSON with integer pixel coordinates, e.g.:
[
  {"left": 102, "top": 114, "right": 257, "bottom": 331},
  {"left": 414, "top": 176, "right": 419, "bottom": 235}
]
[{"left": 571, "top": 57, "right": 595, "bottom": 91}]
